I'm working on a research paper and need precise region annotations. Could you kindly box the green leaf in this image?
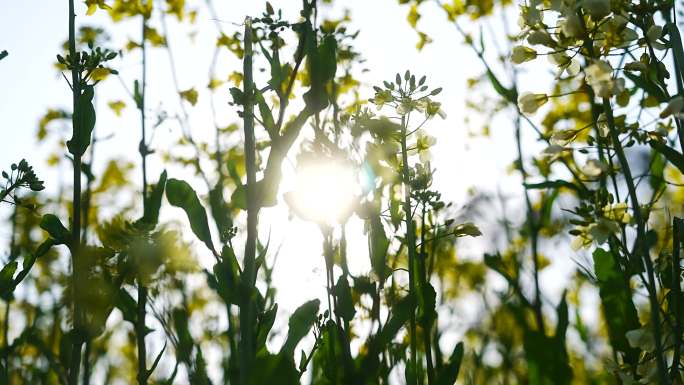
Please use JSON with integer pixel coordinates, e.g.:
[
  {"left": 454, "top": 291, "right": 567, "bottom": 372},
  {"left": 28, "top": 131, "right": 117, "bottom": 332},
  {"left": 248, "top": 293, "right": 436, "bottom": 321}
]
[
  {"left": 649, "top": 139, "right": 684, "bottom": 174},
  {"left": 67, "top": 85, "right": 96, "bottom": 156},
  {"left": 140, "top": 170, "right": 167, "bottom": 226},
  {"left": 229, "top": 87, "right": 244, "bottom": 105},
  {"left": 40, "top": 214, "right": 70, "bottom": 244},
  {"left": 0, "top": 261, "right": 18, "bottom": 297},
  {"left": 173, "top": 308, "right": 194, "bottom": 364},
  {"left": 147, "top": 342, "right": 167, "bottom": 378},
  {"left": 208, "top": 245, "right": 241, "bottom": 305},
  {"left": 0, "top": 50, "right": 8, "bottom": 61},
  {"left": 166, "top": 178, "right": 216, "bottom": 253},
  {"left": 486, "top": 67, "right": 516, "bottom": 104},
  {"left": 377, "top": 293, "right": 415, "bottom": 347},
  {"left": 436, "top": 342, "right": 464, "bottom": 385},
  {"left": 417, "top": 281, "right": 437, "bottom": 329},
  {"left": 256, "top": 91, "right": 277, "bottom": 137},
  {"left": 667, "top": 22, "right": 684, "bottom": 83},
  {"left": 624, "top": 71, "right": 668, "bottom": 103},
  {"left": 592, "top": 248, "right": 641, "bottom": 366},
  {"left": 280, "top": 299, "right": 320, "bottom": 356},
  {"left": 334, "top": 276, "right": 356, "bottom": 321},
  {"left": 303, "top": 34, "right": 337, "bottom": 112},
  {"left": 209, "top": 181, "right": 233, "bottom": 244},
  {"left": 257, "top": 304, "right": 278, "bottom": 351},
  {"left": 248, "top": 352, "right": 299, "bottom": 385},
  {"left": 369, "top": 214, "right": 389, "bottom": 280},
  {"left": 115, "top": 288, "right": 138, "bottom": 325}
]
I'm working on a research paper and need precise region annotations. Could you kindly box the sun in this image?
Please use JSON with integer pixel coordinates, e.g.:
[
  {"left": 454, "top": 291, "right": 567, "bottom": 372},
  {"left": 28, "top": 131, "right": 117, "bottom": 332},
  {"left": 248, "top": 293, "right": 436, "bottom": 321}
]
[{"left": 285, "top": 159, "right": 359, "bottom": 226}]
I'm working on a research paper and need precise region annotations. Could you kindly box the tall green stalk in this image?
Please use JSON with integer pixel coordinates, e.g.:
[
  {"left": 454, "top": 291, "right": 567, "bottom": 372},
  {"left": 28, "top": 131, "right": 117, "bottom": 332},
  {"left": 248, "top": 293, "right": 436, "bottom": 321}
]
[
  {"left": 602, "top": 97, "right": 669, "bottom": 385},
  {"left": 419, "top": 204, "right": 435, "bottom": 384},
  {"left": 136, "top": 12, "right": 149, "bottom": 385},
  {"left": 399, "top": 115, "right": 418, "bottom": 385},
  {"left": 67, "top": 0, "right": 84, "bottom": 383},
  {"left": 239, "top": 17, "right": 257, "bottom": 385}
]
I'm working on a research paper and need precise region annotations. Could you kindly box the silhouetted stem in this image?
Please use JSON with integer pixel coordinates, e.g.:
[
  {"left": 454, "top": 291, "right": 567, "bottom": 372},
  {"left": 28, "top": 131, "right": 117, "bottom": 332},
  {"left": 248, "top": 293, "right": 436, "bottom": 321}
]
[
  {"left": 67, "top": 0, "right": 83, "bottom": 383},
  {"left": 419, "top": 204, "right": 435, "bottom": 384},
  {"left": 136, "top": 14, "right": 149, "bottom": 385},
  {"left": 602, "top": 97, "right": 669, "bottom": 385},
  {"left": 400, "top": 115, "right": 418, "bottom": 385},
  {"left": 240, "top": 17, "right": 257, "bottom": 385},
  {"left": 672, "top": 218, "right": 683, "bottom": 381}
]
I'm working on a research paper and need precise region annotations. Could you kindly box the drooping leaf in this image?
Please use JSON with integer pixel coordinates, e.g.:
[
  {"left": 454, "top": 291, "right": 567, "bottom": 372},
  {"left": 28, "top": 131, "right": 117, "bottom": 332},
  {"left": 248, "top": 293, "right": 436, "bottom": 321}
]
[
  {"left": 40, "top": 214, "right": 70, "bottom": 245},
  {"left": 67, "top": 85, "right": 96, "bottom": 156},
  {"left": 166, "top": 178, "right": 216, "bottom": 253},
  {"left": 209, "top": 181, "right": 233, "bottom": 244},
  {"left": 280, "top": 299, "right": 320, "bottom": 356},
  {"left": 377, "top": 293, "right": 415, "bottom": 347},
  {"left": 649, "top": 139, "right": 684, "bottom": 174},
  {"left": 436, "top": 342, "right": 464, "bottom": 385},
  {"left": 139, "top": 170, "right": 167, "bottom": 226},
  {"left": 256, "top": 304, "right": 278, "bottom": 351},
  {"left": 115, "top": 288, "right": 138, "bottom": 325},
  {"left": 0, "top": 261, "right": 18, "bottom": 298},
  {"left": 303, "top": 34, "right": 337, "bottom": 112},
  {"left": 334, "top": 276, "right": 356, "bottom": 322}
]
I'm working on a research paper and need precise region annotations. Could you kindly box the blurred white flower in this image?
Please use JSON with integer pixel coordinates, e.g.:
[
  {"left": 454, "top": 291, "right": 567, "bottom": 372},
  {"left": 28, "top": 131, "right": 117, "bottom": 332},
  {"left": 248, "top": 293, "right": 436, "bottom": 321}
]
[{"left": 518, "top": 92, "right": 549, "bottom": 114}]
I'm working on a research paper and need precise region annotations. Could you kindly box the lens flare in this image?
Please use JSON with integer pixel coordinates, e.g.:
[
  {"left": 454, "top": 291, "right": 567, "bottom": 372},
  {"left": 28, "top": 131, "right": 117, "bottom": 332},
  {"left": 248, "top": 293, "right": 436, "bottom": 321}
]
[{"left": 286, "top": 160, "right": 359, "bottom": 225}]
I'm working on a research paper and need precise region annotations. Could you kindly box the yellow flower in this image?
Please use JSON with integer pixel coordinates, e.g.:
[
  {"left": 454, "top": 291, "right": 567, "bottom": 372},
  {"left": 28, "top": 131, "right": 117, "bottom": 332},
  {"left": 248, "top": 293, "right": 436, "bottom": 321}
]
[
  {"left": 108, "top": 100, "right": 126, "bottom": 116},
  {"left": 180, "top": 88, "right": 198, "bottom": 106},
  {"left": 91, "top": 67, "right": 111, "bottom": 81}
]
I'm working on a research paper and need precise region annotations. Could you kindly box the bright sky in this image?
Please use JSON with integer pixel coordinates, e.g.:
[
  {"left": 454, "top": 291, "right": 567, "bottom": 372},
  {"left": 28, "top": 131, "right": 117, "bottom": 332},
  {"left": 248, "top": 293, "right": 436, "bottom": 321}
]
[{"left": 0, "top": 0, "right": 585, "bottom": 381}]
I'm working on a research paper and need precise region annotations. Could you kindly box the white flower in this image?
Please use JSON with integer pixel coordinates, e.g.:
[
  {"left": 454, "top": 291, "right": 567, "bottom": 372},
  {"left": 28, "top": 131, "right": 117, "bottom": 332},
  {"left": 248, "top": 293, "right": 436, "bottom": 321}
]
[
  {"left": 626, "top": 328, "right": 655, "bottom": 351},
  {"left": 660, "top": 96, "right": 684, "bottom": 118},
  {"left": 647, "top": 25, "right": 665, "bottom": 49},
  {"left": 588, "top": 218, "right": 619, "bottom": 244},
  {"left": 511, "top": 45, "right": 537, "bottom": 64},
  {"left": 543, "top": 144, "right": 569, "bottom": 155},
  {"left": 560, "top": 12, "right": 583, "bottom": 37},
  {"left": 582, "top": 0, "right": 611, "bottom": 18},
  {"left": 527, "top": 30, "right": 553, "bottom": 46},
  {"left": 581, "top": 159, "right": 607, "bottom": 177},
  {"left": 585, "top": 61, "right": 615, "bottom": 98},
  {"left": 550, "top": 129, "right": 578, "bottom": 144},
  {"left": 517, "top": 92, "right": 549, "bottom": 114}
]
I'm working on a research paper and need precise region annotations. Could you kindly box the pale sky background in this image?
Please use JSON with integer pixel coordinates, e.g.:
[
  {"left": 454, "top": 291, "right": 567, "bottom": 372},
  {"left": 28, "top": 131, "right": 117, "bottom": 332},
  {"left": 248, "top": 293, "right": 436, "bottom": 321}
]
[{"left": 0, "top": 0, "right": 587, "bottom": 382}]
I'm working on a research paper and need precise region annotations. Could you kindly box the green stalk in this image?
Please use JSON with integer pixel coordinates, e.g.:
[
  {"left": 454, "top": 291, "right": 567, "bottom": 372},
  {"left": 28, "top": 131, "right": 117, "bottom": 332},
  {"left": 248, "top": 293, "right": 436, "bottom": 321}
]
[
  {"left": 602, "top": 97, "right": 669, "bottom": 385},
  {"left": 136, "top": 13, "right": 149, "bottom": 385},
  {"left": 419, "top": 204, "right": 435, "bottom": 384},
  {"left": 399, "top": 115, "right": 418, "bottom": 385},
  {"left": 239, "top": 17, "right": 257, "bottom": 385},
  {"left": 67, "top": 0, "right": 83, "bottom": 383},
  {"left": 672, "top": 218, "right": 683, "bottom": 380}
]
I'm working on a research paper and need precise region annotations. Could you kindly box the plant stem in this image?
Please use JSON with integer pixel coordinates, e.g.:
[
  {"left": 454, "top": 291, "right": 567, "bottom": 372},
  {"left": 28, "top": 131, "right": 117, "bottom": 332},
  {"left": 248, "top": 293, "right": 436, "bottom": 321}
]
[
  {"left": 240, "top": 17, "right": 257, "bottom": 385},
  {"left": 2, "top": 300, "right": 9, "bottom": 382},
  {"left": 419, "top": 204, "right": 435, "bottom": 384},
  {"left": 136, "top": 13, "right": 149, "bottom": 385},
  {"left": 136, "top": 285, "right": 148, "bottom": 385},
  {"left": 67, "top": 0, "right": 83, "bottom": 383},
  {"left": 81, "top": 341, "right": 91, "bottom": 385},
  {"left": 602, "top": 97, "right": 669, "bottom": 385},
  {"left": 399, "top": 115, "right": 418, "bottom": 385},
  {"left": 672, "top": 218, "right": 682, "bottom": 381}
]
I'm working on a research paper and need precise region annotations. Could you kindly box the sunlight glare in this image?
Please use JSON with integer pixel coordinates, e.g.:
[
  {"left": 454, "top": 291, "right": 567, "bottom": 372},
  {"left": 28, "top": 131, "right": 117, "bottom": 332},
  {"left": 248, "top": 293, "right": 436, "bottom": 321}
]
[{"left": 288, "top": 160, "right": 359, "bottom": 225}]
